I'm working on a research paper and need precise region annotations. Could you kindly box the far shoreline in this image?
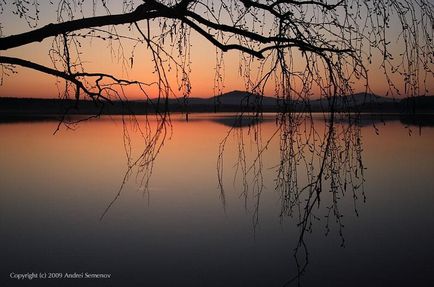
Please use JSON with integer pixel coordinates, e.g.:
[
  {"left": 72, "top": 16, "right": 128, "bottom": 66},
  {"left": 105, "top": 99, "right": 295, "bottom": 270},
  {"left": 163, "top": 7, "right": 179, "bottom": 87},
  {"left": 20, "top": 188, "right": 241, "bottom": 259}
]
[{"left": 1, "top": 92, "right": 433, "bottom": 125}]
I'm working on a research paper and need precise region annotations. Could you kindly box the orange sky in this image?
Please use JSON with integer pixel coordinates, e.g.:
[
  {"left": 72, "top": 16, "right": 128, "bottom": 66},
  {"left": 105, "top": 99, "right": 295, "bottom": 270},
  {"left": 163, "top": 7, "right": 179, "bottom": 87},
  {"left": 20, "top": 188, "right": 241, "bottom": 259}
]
[
  {"left": 1, "top": 36, "right": 416, "bottom": 100},
  {"left": 0, "top": 2, "right": 432, "bottom": 100},
  {"left": 0, "top": 34, "right": 249, "bottom": 99}
]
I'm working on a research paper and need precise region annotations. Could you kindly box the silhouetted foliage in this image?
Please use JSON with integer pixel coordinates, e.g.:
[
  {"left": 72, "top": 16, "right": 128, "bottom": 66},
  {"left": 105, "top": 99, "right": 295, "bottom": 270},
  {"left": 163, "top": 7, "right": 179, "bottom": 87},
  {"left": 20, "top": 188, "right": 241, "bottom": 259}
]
[
  {"left": 1, "top": 1, "right": 432, "bottom": 285},
  {"left": 0, "top": 0, "right": 432, "bottom": 104}
]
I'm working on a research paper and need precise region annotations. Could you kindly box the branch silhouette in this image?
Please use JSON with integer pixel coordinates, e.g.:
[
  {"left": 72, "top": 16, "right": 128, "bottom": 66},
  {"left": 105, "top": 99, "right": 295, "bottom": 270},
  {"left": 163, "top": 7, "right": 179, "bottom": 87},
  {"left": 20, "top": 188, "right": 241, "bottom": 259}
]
[
  {"left": 1, "top": 2, "right": 432, "bottom": 283},
  {"left": 216, "top": 111, "right": 366, "bottom": 286},
  {"left": 1, "top": 1, "right": 432, "bottom": 112}
]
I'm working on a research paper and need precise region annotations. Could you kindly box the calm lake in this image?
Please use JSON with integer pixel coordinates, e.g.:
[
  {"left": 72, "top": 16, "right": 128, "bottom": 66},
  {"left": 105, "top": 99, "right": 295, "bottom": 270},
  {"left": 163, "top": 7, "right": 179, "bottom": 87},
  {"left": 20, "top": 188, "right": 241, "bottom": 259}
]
[{"left": 1, "top": 113, "right": 433, "bottom": 286}]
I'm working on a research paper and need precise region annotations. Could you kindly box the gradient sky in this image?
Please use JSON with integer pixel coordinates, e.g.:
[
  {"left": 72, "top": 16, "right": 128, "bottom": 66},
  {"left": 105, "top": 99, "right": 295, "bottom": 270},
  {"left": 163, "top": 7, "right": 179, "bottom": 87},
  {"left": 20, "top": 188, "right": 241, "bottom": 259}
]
[
  {"left": 0, "top": 1, "right": 247, "bottom": 99},
  {"left": 0, "top": 1, "right": 432, "bottom": 99}
]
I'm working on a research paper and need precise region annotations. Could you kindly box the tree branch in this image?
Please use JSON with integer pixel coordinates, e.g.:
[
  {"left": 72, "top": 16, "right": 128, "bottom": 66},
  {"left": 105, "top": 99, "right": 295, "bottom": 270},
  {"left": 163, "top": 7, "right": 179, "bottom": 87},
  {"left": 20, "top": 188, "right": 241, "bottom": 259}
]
[
  {"left": 0, "top": 0, "right": 347, "bottom": 59},
  {"left": 0, "top": 55, "right": 116, "bottom": 102},
  {"left": 0, "top": 2, "right": 161, "bottom": 51}
]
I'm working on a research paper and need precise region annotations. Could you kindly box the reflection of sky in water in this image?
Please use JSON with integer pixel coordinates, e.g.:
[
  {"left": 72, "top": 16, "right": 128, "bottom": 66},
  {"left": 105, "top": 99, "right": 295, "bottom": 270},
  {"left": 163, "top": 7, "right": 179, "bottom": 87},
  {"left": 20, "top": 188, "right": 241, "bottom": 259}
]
[{"left": 0, "top": 115, "right": 433, "bottom": 286}]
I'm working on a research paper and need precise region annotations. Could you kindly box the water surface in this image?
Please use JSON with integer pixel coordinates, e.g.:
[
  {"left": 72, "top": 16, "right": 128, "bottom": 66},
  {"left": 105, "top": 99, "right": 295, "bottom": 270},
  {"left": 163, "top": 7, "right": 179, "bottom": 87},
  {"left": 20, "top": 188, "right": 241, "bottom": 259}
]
[{"left": 1, "top": 114, "right": 433, "bottom": 286}]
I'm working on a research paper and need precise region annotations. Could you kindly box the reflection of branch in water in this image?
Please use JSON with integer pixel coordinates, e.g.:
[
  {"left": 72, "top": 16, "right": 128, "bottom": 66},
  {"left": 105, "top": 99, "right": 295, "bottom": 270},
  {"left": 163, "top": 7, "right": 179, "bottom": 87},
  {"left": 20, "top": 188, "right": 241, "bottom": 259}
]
[
  {"left": 281, "top": 113, "right": 365, "bottom": 286},
  {"left": 96, "top": 106, "right": 366, "bottom": 284},
  {"left": 282, "top": 113, "right": 365, "bottom": 286},
  {"left": 217, "top": 111, "right": 366, "bottom": 286},
  {"left": 217, "top": 113, "right": 268, "bottom": 230},
  {"left": 100, "top": 112, "right": 171, "bottom": 220}
]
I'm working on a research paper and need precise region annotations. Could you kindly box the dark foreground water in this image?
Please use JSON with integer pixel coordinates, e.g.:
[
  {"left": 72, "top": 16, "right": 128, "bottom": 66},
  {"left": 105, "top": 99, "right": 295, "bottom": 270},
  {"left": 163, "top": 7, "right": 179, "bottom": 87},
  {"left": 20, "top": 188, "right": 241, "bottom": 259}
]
[{"left": 1, "top": 114, "right": 433, "bottom": 286}]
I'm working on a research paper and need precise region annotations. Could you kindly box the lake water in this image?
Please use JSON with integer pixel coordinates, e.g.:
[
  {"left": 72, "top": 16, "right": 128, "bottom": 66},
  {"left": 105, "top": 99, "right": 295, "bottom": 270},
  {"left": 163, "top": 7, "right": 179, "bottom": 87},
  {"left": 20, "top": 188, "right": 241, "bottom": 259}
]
[{"left": 1, "top": 113, "right": 433, "bottom": 286}]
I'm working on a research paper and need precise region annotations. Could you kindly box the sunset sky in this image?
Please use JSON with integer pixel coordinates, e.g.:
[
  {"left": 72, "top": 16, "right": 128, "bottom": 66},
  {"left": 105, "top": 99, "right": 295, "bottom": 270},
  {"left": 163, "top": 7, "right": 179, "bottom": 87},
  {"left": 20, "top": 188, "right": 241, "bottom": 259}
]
[{"left": 0, "top": 1, "right": 432, "bottom": 99}]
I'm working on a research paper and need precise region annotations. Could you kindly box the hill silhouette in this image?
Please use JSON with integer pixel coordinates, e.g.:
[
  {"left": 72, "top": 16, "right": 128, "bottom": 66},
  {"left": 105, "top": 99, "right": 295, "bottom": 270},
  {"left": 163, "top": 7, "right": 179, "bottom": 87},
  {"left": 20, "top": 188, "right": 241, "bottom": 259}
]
[
  {"left": 0, "top": 92, "right": 433, "bottom": 121},
  {"left": 151, "top": 90, "right": 277, "bottom": 107}
]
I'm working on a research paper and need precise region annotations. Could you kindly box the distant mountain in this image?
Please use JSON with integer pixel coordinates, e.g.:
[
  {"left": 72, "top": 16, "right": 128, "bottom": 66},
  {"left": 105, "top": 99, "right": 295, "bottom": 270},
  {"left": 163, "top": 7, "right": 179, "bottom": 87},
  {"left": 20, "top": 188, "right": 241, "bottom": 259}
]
[
  {"left": 400, "top": 95, "right": 434, "bottom": 113},
  {"left": 142, "top": 90, "right": 279, "bottom": 112},
  {"left": 1, "top": 93, "right": 433, "bottom": 118},
  {"left": 208, "top": 90, "right": 277, "bottom": 106},
  {"left": 208, "top": 91, "right": 395, "bottom": 108},
  {"left": 159, "top": 90, "right": 278, "bottom": 106},
  {"left": 147, "top": 91, "right": 396, "bottom": 109},
  {"left": 309, "top": 93, "right": 395, "bottom": 109}
]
